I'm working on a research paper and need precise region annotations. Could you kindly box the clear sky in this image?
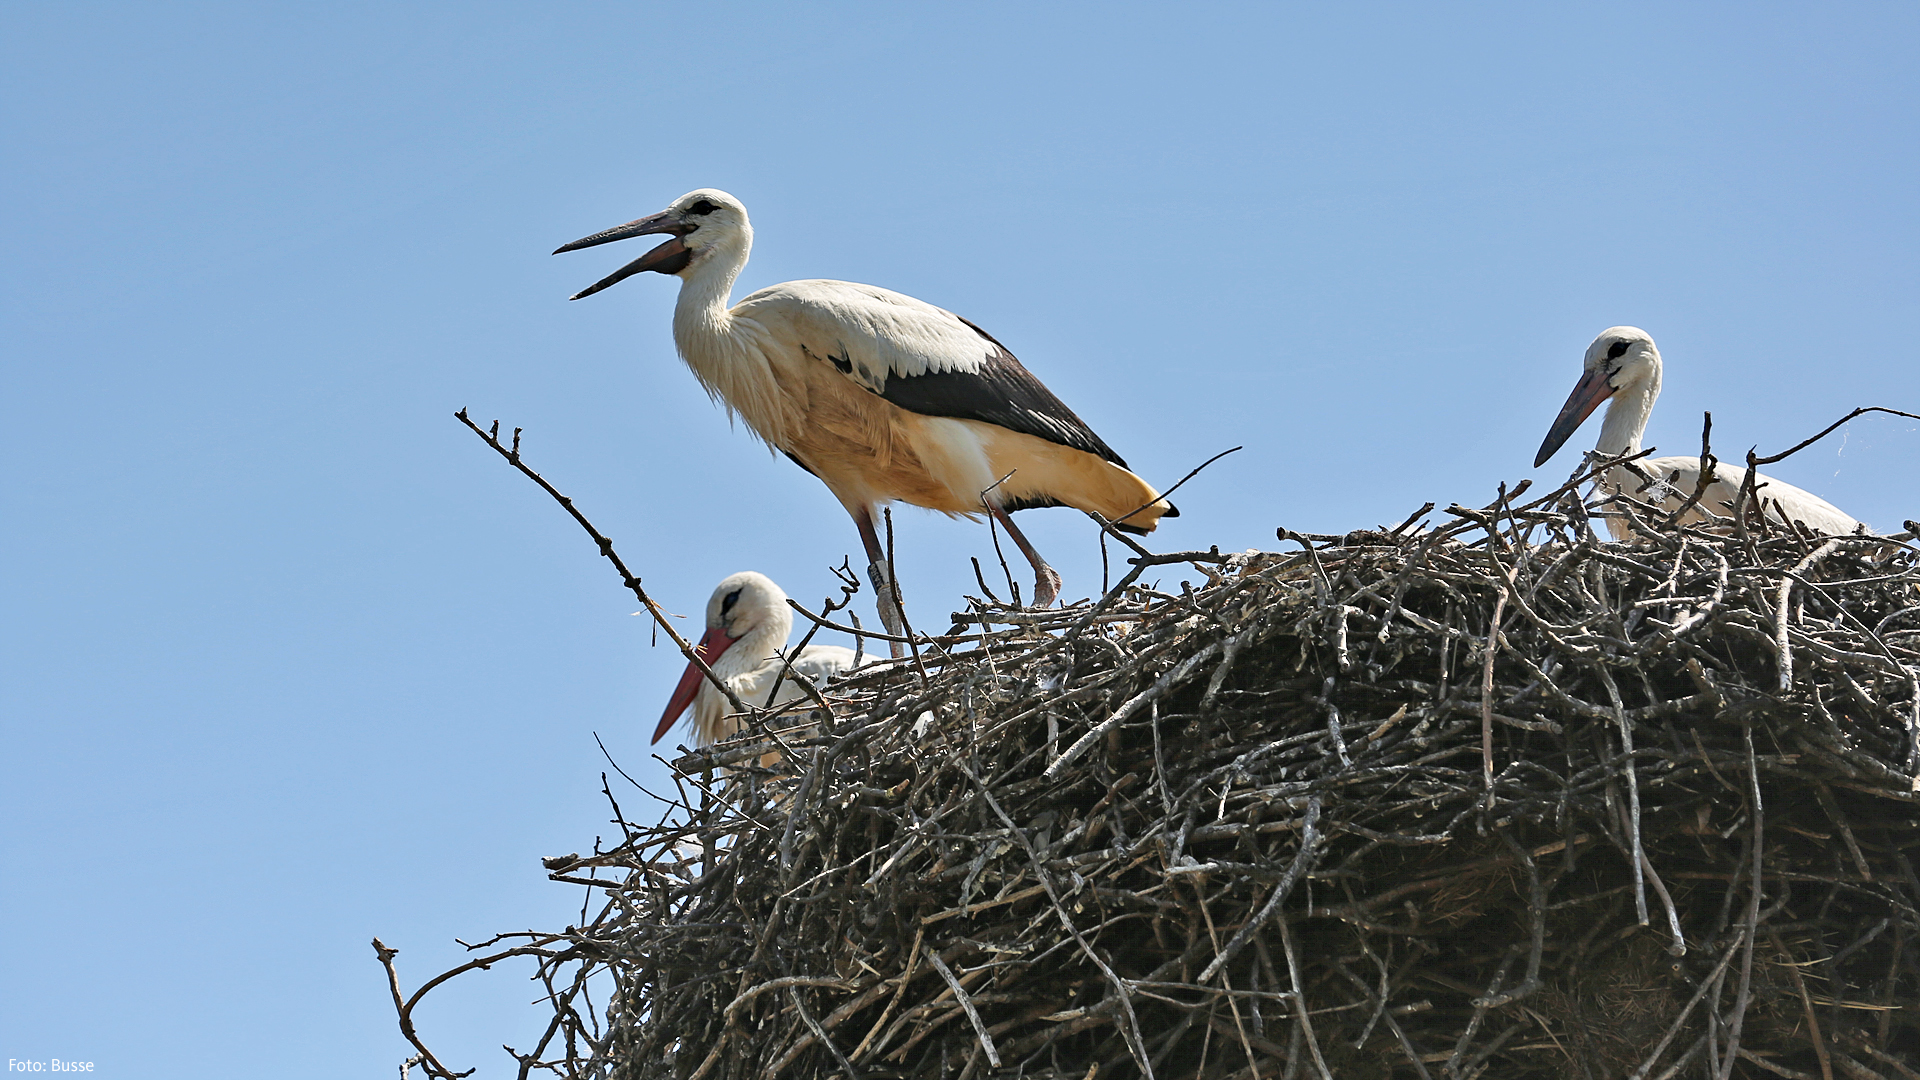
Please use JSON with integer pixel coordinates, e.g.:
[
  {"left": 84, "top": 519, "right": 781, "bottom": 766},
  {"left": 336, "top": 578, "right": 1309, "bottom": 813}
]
[{"left": 3, "top": 3, "right": 1915, "bottom": 1075}]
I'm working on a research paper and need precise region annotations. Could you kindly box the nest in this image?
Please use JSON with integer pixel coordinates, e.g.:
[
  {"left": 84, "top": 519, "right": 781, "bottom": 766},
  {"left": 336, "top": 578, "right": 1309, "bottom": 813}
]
[{"left": 385, "top": 451, "right": 1920, "bottom": 1080}]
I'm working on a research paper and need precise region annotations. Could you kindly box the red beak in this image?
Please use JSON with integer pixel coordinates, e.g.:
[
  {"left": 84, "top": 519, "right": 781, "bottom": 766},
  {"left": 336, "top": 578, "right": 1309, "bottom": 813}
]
[{"left": 653, "top": 626, "right": 737, "bottom": 744}]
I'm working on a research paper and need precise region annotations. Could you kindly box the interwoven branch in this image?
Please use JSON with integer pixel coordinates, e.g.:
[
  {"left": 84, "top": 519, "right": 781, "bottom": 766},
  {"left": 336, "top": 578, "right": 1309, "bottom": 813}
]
[{"left": 389, "top": 416, "right": 1920, "bottom": 1080}]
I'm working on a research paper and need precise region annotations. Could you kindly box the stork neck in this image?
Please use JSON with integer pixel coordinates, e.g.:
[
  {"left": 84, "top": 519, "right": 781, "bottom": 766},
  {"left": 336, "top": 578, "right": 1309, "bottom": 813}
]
[
  {"left": 695, "top": 605, "right": 795, "bottom": 742},
  {"left": 672, "top": 236, "right": 751, "bottom": 344},
  {"left": 1595, "top": 375, "right": 1657, "bottom": 458},
  {"left": 714, "top": 610, "right": 794, "bottom": 685}
]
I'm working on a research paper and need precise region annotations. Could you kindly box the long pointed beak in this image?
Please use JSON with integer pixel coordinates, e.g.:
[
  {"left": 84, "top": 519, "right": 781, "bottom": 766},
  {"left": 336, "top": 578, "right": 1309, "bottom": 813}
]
[
  {"left": 555, "top": 210, "right": 695, "bottom": 299},
  {"left": 653, "top": 626, "right": 738, "bottom": 744},
  {"left": 554, "top": 210, "right": 686, "bottom": 254},
  {"left": 1533, "top": 367, "right": 1616, "bottom": 468}
]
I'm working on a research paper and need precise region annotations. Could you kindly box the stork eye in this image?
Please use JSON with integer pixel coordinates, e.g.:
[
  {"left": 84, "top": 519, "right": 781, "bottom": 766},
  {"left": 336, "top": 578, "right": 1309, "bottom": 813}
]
[
  {"left": 721, "top": 588, "right": 743, "bottom": 613},
  {"left": 1606, "top": 340, "right": 1630, "bottom": 360},
  {"left": 687, "top": 199, "right": 720, "bottom": 216}
]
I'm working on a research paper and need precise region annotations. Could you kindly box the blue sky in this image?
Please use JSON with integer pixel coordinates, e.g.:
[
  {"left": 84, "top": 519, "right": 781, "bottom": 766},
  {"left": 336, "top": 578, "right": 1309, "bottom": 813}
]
[{"left": 3, "top": 3, "right": 1915, "bottom": 1076}]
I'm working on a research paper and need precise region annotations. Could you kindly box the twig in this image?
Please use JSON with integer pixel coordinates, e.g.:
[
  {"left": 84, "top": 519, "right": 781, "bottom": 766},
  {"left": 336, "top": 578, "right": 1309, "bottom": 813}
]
[
  {"left": 1663, "top": 411, "right": 1719, "bottom": 526},
  {"left": 1480, "top": 569, "right": 1511, "bottom": 803},
  {"left": 453, "top": 410, "right": 748, "bottom": 716},
  {"left": 1777, "top": 539, "right": 1846, "bottom": 690},
  {"left": 1112, "top": 445, "right": 1242, "bottom": 529},
  {"left": 1749, "top": 406, "right": 1920, "bottom": 467},
  {"left": 1717, "top": 727, "right": 1766, "bottom": 1080},
  {"left": 924, "top": 946, "right": 1001, "bottom": 1069},
  {"left": 1197, "top": 800, "right": 1321, "bottom": 983}
]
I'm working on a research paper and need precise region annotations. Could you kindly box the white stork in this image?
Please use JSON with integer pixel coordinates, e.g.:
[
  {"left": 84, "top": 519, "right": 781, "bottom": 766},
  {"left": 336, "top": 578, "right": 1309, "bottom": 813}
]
[
  {"left": 557, "top": 189, "right": 1177, "bottom": 651},
  {"left": 655, "top": 571, "right": 859, "bottom": 748},
  {"left": 1534, "top": 326, "right": 1863, "bottom": 539}
]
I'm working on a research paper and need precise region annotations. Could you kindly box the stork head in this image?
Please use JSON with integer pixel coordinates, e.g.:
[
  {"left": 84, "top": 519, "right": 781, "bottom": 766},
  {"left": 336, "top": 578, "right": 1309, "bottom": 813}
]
[
  {"left": 555, "top": 188, "right": 752, "bottom": 300},
  {"left": 652, "top": 571, "right": 791, "bottom": 744},
  {"left": 1533, "top": 326, "right": 1663, "bottom": 467},
  {"left": 701, "top": 570, "right": 791, "bottom": 643}
]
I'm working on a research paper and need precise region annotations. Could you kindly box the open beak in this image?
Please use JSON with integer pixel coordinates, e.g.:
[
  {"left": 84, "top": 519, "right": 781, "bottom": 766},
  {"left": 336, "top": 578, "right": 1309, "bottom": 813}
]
[
  {"left": 555, "top": 210, "right": 694, "bottom": 299},
  {"left": 1533, "top": 367, "right": 1616, "bottom": 468},
  {"left": 652, "top": 626, "right": 737, "bottom": 744}
]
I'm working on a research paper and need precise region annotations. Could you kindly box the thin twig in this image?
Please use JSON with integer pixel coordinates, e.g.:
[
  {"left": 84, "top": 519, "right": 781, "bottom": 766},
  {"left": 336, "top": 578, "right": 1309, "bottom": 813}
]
[{"left": 454, "top": 410, "right": 748, "bottom": 716}]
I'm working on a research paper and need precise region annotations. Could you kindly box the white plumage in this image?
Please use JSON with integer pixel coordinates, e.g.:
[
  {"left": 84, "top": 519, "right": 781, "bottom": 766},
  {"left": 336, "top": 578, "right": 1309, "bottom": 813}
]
[
  {"left": 558, "top": 189, "right": 1175, "bottom": 651},
  {"left": 654, "top": 571, "right": 858, "bottom": 748},
  {"left": 1534, "top": 327, "right": 1863, "bottom": 540}
]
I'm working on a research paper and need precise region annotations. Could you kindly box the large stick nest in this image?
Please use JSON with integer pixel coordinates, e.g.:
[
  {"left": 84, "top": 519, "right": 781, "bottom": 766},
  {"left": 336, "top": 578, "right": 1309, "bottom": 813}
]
[{"left": 398, "top": 471, "right": 1920, "bottom": 1080}]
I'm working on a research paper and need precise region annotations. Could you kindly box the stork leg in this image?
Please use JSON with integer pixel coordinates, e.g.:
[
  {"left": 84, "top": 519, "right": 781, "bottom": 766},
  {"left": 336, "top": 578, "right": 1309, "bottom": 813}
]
[
  {"left": 853, "top": 507, "right": 907, "bottom": 659},
  {"left": 988, "top": 505, "right": 1062, "bottom": 609}
]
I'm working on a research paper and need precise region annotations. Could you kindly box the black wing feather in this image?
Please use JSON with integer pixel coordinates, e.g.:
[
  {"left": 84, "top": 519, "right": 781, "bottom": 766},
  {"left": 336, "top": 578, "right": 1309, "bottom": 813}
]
[{"left": 873, "top": 316, "right": 1128, "bottom": 468}]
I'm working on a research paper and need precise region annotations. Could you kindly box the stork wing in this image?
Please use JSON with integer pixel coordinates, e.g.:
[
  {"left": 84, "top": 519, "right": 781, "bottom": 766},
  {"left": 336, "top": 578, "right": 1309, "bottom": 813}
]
[
  {"left": 788, "top": 644, "right": 860, "bottom": 683},
  {"left": 735, "top": 280, "right": 1128, "bottom": 468}
]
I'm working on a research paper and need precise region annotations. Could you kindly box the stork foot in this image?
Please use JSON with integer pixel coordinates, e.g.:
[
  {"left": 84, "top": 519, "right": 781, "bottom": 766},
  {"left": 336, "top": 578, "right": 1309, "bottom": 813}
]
[
  {"left": 867, "top": 560, "right": 907, "bottom": 659},
  {"left": 987, "top": 504, "right": 1062, "bottom": 610},
  {"left": 1031, "top": 564, "right": 1062, "bottom": 610}
]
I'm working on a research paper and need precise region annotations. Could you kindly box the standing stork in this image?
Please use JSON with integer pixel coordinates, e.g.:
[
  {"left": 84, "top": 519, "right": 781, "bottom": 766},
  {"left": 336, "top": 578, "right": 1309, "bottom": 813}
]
[
  {"left": 1534, "top": 326, "right": 1863, "bottom": 539},
  {"left": 655, "top": 571, "right": 859, "bottom": 748},
  {"left": 557, "top": 189, "right": 1177, "bottom": 653}
]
